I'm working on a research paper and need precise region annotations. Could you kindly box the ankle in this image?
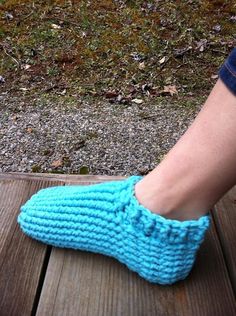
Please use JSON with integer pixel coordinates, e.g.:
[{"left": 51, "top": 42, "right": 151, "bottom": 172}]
[{"left": 134, "top": 174, "right": 210, "bottom": 221}]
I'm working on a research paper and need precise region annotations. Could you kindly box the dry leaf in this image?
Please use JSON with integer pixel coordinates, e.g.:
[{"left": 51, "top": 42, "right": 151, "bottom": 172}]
[
  {"left": 81, "top": 31, "right": 87, "bottom": 38},
  {"left": 58, "top": 89, "right": 66, "bottom": 95},
  {"left": 159, "top": 56, "right": 166, "bottom": 64},
  {"left": 212, "top": 24, "right": 221, "bottom": 32},
  {"left": 105, "top": 91, "right": 119, "bottom": 98},
  {"left": 51, "top": 24, "right": 61, "bottom": 29},
  {"left": 27, "top": 127, "right": 33, "bottom": 133},
  {"left": 5, "top": 12, "right": 13, "bottom": 20},
  {"left": 199, "top": 45, "right": 204, "bottom": 52},
  {"left": 132, "top": 98, "right": 143, "bottom": 104},
  {"left": 138, "top": 62, "right": 145, "bottom": 70},
  {"left": 51, "top": 159, "right": 63, "bottom": 167},
  {"left": 22, "top": 64, "right": 31, "bottom": 70},
  {"left": 196, "top": 39, "right": 208, "bottom": 52},
  {"left": 117, "top": 94, "right": 123, "bottom": 102},
  {"left": 163, "top": 85, "right": 178, "bottom": 96}
]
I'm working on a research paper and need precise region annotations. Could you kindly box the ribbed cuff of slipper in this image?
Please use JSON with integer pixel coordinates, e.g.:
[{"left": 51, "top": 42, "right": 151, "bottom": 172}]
[{"left": 18, "top": 176, "right": 210, "bottom": 285}]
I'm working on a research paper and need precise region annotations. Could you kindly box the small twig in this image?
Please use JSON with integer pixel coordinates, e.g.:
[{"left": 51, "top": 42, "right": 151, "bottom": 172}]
[
  {"left": 0, "top": 44, "right": 20, "bottom": 69},
  {"left": 20, "top": 11, "right": 34, "bottom": 22},
  {"left": 211, "top": 49, "right": 227, "bottom": 55}
]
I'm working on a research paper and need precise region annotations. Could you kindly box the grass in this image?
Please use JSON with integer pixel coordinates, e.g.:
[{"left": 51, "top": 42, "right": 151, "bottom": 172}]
[{"left": 0, "top": 0, "right": 236, "bottom": 104}]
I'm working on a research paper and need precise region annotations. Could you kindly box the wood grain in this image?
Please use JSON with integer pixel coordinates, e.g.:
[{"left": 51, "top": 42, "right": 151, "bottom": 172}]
[
  {"left": 0, "top": 174, "right": 235, "bottom": 316},
  {"left": 36, "top": 179, "right": 236, "bottom": 316},
  {"left": 212, "top": 186, "right": 236, "bottom": 295},
  {"left": 0, "top": 172, "right": 125, "bottom": 183},
  {"left": 0, "top": 178, "right": 63, "bottom": 316},
  {"left": 175, "top": 221, "right": 235, "bottom": 316}
]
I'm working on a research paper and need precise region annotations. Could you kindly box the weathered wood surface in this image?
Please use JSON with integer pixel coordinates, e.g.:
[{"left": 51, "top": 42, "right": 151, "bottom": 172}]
[
  {"left": 0, "top": 172, "right": 125, "bottom": 183},
  {"left": 36, "top": 227, "right": 236, "bottom": 316},
  {"left": 0, "top": 178, "right": 63, "bottom": 316},
  {"left": 36, "top": 180, "right": 236, "bottom": 316},
  {"left": 37, "top": 222, "right": 236, "bottom": 316},
  {"left": 0, "top": 173, "right": 235, "bottom": 316},
  {"left": 213, "top": 186, "right": 236, "bottom": 294}
]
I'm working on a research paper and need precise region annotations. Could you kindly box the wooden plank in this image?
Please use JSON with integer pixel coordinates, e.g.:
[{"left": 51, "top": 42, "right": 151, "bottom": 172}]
[
  {"left": 0, "top": 178, "right": 63, "bottom": 316},
  {"left": 0, "top": 172, "right": 125, "bottom": 183},
  {"left": 178, "top": 223, "right": 235, "bottom": 316},
  {"left": 36, "top": 179, "right": 236, "bottom": 316},
  {"left": 212, "top": 186, "right": 236, "bottom": 294}
]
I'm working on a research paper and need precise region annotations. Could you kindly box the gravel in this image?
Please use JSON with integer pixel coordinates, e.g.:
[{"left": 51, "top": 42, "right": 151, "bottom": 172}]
[{"left": 0, "top": 94, "right": 200, "bottom": 176}]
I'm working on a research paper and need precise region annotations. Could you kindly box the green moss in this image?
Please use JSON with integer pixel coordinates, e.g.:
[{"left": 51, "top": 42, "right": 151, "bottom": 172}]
[
  {"left": 31, "top": 164, "right": 41, "bottom": 173},
  {"left": 86, "top": 131, "right": 98, "bottom": 139},
  {"left": 46, "top": 66, "right": 61, "bottom": 76},
  {"left": 0, "top": 27, "right": 5, "bottom": 38},
  {"left": 79, "top": 166, "right": 89, "bottom": 175}
]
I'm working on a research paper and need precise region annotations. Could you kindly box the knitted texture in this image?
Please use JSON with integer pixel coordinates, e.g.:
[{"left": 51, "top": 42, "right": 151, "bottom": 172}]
[{"left": 18, "top": 176, "right": 210, "bottom": 285}]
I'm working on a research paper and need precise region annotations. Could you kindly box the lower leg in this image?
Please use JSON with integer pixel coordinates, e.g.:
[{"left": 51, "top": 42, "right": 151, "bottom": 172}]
[
  {"left": 18, "top": 70, "right": 236, "bottom": 285},
  {"left": 135, "top": 79, "right": 236, "bottom": 221},
  {"left": 19, "top": 82, "right": 236, "bottom": 285}
]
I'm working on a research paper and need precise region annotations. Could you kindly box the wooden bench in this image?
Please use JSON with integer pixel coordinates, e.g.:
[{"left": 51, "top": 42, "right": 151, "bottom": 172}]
[{"left": 0, "top": 172, "right": 235, "bottom": 316}]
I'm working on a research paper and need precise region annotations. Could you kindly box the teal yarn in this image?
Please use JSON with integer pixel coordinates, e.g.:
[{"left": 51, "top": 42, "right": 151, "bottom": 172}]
[{"left": 17, "top": 176, "right": 210, "bottom": 285}]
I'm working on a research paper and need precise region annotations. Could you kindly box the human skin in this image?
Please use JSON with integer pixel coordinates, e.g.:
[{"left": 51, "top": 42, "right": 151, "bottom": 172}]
[{"left": 135, "top": 78, "right": 236, "bottom": 221}]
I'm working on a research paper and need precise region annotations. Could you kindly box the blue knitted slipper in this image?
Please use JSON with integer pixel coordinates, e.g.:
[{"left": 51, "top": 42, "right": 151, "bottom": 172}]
[{"left": 18, "top": 176, "right": 210, "bottom": 285}]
